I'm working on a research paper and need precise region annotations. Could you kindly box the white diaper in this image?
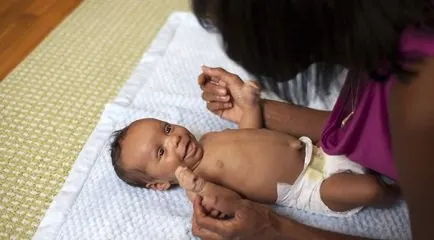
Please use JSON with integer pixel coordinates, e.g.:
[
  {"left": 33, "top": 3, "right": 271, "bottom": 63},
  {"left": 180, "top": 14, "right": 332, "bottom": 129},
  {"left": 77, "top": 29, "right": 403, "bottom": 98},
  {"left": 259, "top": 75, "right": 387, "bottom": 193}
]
[{"left": 276, "top": 136, "right": 367, "bottom": 217}]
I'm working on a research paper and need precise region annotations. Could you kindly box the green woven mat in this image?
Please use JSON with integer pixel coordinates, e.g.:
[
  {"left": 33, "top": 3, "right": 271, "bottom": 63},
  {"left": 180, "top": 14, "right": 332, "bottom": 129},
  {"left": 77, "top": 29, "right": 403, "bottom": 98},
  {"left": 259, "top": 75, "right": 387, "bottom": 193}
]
[{"left": 0, "top": 0, "right": 189, "bottom": 238}]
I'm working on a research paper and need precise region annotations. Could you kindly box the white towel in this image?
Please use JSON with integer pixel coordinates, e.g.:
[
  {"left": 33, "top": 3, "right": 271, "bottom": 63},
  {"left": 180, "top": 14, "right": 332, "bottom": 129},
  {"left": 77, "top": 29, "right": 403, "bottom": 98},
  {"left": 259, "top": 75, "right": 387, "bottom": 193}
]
[{"left": 34, "top": 12, "right": 411, "bottom": 240}]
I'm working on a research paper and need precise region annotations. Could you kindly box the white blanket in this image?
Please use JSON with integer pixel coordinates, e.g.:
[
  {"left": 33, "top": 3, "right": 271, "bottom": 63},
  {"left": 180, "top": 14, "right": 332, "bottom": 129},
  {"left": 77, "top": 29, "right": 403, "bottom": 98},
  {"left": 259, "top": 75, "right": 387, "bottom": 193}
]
[{"left": 34, "top": 12, "right": 411, "bottom": 240}]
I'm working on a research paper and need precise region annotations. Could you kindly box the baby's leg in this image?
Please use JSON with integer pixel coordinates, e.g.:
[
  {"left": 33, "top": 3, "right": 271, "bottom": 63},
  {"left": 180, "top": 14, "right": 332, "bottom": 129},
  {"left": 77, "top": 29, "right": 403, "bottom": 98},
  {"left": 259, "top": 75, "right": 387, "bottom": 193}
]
[{"left": 320, "top": 172, "right": 399, "bottom": 212}]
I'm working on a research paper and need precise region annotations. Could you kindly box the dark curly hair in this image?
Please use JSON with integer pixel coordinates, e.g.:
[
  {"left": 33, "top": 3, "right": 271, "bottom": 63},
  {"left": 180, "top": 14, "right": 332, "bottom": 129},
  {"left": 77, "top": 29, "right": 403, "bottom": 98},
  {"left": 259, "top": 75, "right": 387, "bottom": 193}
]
[
  {"left": 192, "top": 0, "right": 434, "bottom": 103},
  {"left": 110, "top": 126, "right": 153, "bottom": 188}
]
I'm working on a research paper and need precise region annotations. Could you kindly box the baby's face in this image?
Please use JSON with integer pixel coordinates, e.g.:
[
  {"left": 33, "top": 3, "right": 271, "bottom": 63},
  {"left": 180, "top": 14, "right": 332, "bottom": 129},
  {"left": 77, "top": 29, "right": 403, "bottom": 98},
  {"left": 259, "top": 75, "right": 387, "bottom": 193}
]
[{"left": 121, "top": 118, "right": 203, "bottom": 186}]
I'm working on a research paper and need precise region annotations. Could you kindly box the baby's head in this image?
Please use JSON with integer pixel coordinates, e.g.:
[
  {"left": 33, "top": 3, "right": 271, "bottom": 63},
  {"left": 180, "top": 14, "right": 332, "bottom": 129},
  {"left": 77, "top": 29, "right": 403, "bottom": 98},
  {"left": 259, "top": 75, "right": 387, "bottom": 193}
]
[{"left": 110, "top": 118, "right": 203, "bottom": 190}]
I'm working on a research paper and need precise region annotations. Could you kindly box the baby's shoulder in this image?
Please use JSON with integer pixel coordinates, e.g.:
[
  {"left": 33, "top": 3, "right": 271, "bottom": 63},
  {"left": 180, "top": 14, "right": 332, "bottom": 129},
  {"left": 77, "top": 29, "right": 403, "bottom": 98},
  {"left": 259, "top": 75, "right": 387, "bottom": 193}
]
[
  {"left": 199, "top": 131, "right": 217, "bottom": 143},
  {"left": 199, "top": 129, "right": 236, "bottom": 145},
  {"left": 201, "top": 128, "right": 235, "bottom": 137}
]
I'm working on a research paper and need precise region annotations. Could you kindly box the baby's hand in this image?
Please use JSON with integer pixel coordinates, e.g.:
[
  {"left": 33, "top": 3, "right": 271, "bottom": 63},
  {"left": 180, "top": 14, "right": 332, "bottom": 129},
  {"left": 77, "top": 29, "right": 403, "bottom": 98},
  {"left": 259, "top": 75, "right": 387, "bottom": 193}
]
[{"left": 175, "top": 166, "right": 241, "bottom": 218}]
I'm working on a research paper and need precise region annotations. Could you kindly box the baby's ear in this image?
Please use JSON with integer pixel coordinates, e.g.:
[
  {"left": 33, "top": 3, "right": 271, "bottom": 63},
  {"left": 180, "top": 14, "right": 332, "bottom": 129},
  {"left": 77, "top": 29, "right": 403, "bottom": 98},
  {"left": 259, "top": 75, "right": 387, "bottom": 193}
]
[{"left": 146, "top": 182, "right": 171, "bottom": 191}]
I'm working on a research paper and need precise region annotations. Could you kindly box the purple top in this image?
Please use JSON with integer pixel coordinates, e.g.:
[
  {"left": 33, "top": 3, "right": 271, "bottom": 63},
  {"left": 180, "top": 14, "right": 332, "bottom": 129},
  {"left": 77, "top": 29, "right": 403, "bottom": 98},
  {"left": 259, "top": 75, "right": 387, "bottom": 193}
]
[{"left": 320, "top": 26, "right": 434, "bottom": 180}]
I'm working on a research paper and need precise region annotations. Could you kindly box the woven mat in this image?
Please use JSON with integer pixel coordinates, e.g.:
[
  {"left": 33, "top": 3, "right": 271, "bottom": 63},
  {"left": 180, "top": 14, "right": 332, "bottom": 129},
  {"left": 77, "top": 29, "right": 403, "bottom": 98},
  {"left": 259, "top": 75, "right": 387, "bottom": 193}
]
[{"left": 0, "top": 0, "right": 189, "bottom": 238}]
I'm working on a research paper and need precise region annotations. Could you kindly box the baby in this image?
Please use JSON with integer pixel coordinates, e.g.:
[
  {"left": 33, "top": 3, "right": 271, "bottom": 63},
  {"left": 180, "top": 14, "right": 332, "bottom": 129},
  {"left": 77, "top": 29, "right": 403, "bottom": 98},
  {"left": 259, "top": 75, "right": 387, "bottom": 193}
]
[{"left": 110, "top": 80, "right": 395, "bottom": 217}]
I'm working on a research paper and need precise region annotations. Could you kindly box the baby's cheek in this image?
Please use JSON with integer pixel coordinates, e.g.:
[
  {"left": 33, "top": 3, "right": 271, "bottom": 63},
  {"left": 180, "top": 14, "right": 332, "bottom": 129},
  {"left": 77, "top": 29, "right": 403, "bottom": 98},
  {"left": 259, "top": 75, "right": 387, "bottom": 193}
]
[{"left": 166, "top": 155, "right": 184, "bottom": 170}]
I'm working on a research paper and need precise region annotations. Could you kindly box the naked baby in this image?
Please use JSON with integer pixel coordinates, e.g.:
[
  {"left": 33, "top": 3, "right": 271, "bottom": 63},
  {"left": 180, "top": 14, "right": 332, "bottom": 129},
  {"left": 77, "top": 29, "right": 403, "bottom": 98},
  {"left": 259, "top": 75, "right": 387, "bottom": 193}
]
[{"left": 110, "top": 79, "right": 396, "bottom": 218}]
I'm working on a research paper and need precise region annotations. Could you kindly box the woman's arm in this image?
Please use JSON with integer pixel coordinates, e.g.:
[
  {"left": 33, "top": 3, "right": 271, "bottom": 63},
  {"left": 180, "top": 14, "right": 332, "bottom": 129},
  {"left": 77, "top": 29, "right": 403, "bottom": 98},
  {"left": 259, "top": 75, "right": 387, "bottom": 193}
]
[
  {"left": 389, "top": 57, "right": 434, "bottom": 239},
  {"left": 262, "top": 99, "right": 330, "bottom": 142},
  {"left": 274, "top": 214, "right": 369, "bottom": 240}
]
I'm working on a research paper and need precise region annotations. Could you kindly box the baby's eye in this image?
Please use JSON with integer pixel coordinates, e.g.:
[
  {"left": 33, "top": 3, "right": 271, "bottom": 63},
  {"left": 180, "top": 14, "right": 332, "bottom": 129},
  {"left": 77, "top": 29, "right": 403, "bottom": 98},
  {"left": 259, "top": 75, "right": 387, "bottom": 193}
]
[
  {"left": 158, "top": 147, "right": 165, "bottom": 159},
  {"left": 164, "top": 123, "right": 172, "bottom": 134}
]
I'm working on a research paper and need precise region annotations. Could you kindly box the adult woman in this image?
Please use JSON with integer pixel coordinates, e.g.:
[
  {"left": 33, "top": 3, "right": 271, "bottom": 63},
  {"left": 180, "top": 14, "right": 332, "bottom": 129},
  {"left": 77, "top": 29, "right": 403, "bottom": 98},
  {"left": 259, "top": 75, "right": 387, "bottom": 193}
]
[{"left": 181, "top": 0, "right": 434, "bottom": 239}]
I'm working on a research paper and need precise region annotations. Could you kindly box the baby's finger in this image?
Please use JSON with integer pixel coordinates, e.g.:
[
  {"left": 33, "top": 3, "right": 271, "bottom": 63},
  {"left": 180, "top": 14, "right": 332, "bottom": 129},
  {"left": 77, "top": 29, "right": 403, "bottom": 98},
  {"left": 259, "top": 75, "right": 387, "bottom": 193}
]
[{"left": 175, "top": 167, "right": 206, "bottom": 194}]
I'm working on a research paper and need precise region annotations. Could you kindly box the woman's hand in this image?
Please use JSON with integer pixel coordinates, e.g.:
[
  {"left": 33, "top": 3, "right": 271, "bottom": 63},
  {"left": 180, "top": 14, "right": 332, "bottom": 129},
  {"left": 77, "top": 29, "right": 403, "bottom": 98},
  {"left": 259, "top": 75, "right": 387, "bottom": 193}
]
[
  {"left": 198, "top": 66, "right": 261, "bottom": 124},
  {"left": 175, "top": 166, "right": 280, "bottom": 240},
  {"left": 190, "top": 196, "right": 280, "bottom": 240}
]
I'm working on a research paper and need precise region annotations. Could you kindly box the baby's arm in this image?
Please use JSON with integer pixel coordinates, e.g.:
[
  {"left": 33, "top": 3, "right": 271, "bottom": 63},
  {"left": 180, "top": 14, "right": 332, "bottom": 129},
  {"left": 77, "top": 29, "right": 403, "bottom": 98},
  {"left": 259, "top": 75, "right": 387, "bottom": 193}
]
[
  {"left": 239, "top": 104, "right": 263, "bottom": 129},
  {"left": 177, "top": 167, "right": 242, "bottom": 218},
  {"left": 239, "top": 81, "right": 263, "bottom": 129}
]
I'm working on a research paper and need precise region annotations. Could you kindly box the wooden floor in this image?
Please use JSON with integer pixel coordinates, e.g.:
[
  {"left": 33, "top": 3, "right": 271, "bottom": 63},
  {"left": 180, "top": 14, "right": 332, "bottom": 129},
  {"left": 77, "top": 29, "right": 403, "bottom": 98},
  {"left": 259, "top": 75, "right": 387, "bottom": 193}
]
[{"left": 0, "top": 0, "right": 83, "bottom": 81}]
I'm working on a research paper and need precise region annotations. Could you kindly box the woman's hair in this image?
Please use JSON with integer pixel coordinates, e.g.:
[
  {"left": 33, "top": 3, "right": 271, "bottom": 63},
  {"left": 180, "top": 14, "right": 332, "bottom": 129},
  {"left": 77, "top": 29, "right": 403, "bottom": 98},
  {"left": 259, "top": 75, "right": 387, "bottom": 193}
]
[{"left": 192, "top": 0, "right": 434, "bottom": 103}]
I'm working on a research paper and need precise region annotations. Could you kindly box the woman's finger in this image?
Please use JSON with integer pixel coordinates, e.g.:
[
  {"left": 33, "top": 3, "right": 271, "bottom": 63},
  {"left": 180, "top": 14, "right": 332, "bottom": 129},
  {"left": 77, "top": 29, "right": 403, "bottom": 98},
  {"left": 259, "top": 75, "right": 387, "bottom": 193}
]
[
  {"left": 211, "top": 77, "right": 227, "bottom": 88},
  {"left": 202, "top": 92, "right": 230, "bottom": 102},
  {"left": 202, "top": 82, "right": 228, "bottom": 96},
  {"left": 192, "top": 213, "right": 223, "bottom": 240},
  {"left": 202, "top": 66, "right": 243, "bottom": 87},
  {"left": 201, "top": 66, "right": 229, "bottom": 78},
  {"left": 207, "top": 102, "right": 232, "bottom": 113},
  {"left": 193, "top": 196, "right": 232, "bottom": 237},
  {"left": 198, "top": 72, "right": 227, "bottom": 90}
]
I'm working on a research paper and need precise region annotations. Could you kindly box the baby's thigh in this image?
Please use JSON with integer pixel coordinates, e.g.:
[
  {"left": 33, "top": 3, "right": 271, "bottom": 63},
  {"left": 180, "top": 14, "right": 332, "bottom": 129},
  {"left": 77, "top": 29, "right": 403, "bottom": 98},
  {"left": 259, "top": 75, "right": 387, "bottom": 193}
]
[{"left": 320, "top": 172, "right": 386, "bottom": 210}]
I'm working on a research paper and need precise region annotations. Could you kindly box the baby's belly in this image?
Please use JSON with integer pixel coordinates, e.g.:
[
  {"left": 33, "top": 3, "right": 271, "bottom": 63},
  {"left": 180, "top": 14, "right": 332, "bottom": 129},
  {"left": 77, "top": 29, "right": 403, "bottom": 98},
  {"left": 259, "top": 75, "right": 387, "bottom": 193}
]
[{"left": 204, "top": 142, "right": 305, "bottom": 203}]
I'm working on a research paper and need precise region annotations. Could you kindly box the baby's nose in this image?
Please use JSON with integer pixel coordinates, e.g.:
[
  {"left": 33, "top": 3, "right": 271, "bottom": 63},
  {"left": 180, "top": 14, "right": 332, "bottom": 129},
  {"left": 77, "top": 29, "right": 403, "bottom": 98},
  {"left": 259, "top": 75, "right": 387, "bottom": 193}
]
[{"left": 169, "top": 135, "right": 181, "bottom": 147}]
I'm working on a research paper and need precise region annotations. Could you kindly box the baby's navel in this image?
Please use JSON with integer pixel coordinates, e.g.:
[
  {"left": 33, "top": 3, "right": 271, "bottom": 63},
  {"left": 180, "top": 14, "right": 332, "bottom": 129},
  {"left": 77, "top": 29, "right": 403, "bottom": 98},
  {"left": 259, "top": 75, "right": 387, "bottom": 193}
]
[{"left": 216, "top": 159, "right": 224, "bottom": 169}]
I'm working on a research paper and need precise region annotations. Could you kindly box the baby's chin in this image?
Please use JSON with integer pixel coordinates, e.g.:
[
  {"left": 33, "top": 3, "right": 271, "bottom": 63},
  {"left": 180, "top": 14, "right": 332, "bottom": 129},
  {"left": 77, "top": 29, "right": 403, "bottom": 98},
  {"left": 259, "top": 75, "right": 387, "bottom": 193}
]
[{"left": 183, "top": 145, "right": 203, "bottom": 170}]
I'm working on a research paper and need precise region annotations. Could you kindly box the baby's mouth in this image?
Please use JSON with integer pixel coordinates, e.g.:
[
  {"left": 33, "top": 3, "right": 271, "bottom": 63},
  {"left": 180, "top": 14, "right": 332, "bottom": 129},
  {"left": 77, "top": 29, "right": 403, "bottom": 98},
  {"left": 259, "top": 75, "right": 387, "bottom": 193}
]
[
  {"left": 184, "top": 139, "right": 196, "bottom": 160},
  {"left": 183, "top": 139, "right": 191, "bottom": 160}
]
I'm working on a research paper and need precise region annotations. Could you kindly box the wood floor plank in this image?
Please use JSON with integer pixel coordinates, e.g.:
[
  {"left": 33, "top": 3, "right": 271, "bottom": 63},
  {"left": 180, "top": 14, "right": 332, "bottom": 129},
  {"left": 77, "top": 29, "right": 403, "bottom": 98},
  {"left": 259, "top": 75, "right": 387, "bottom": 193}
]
[
  {"left": 25, "top": 0, "right": 59, "bottom": 16},
  {"left": 0, "top": 0, "right": 83, "bottom": 81}
]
